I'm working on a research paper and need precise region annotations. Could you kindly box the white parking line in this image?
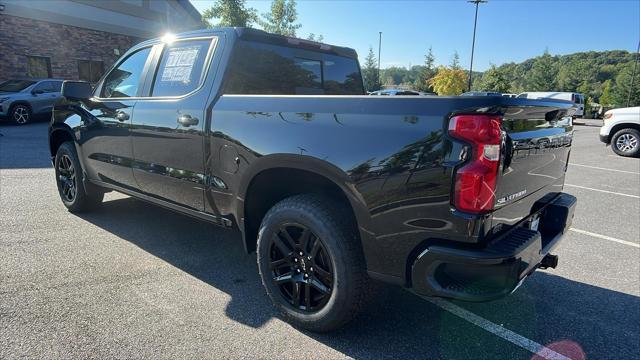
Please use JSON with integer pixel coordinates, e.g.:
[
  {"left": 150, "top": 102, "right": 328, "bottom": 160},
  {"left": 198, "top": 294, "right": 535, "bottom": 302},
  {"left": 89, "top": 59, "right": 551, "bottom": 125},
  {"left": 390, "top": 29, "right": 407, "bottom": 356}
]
[
  {"left": 569, "top": 228, "right": 640, "bottom": 248},
  {"left": 426, "top": 298, "right": 572, "bottom": 360},
  {"left": 568, "top": 163, "right": 640, "bottom": 175},
  {"left": 564, "top": 184, "right": 640, "bottom": 199}
]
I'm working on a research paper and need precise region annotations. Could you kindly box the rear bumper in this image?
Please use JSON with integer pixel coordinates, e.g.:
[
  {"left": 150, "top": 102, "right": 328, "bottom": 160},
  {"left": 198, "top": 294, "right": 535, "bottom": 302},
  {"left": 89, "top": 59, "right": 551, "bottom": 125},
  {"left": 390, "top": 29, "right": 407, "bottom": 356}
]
[{"left": 411, "top": 192, "right": 577, "bottom": 302}]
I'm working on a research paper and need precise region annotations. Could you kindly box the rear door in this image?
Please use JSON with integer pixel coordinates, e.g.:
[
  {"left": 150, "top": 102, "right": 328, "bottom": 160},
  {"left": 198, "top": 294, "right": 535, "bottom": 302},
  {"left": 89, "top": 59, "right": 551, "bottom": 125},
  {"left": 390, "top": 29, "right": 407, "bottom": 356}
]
[{"left": 130, "top": 36, "right": 218, "bottom": 211}]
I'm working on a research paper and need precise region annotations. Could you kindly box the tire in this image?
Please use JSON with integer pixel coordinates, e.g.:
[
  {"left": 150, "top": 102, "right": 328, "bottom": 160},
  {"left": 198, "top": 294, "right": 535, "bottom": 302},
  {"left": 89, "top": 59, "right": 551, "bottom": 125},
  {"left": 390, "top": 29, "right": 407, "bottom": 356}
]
[
  {"left": 256, "top": 194, "right": 367, "bottom": 332},
  {"left": 54, "top": 142, "right": 104, "bottom": 212},
  {"left": 10, "top": 104, "right": 32, "bottom": 125},
  {"left": 611, "top": 128, "right": 640, "bottom": 157}
]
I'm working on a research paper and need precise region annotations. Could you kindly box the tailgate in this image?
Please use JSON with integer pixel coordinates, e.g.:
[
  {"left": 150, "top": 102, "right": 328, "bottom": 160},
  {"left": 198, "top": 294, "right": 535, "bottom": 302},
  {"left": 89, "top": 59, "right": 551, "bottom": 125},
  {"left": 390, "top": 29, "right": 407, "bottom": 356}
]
[{"left": 491, "top": 101, "right": 575, "bottom": 228}]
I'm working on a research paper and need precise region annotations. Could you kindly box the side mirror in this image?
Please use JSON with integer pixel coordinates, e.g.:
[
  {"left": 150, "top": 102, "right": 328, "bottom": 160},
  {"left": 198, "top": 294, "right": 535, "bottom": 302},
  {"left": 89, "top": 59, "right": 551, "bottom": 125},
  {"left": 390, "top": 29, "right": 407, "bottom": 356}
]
[{"left": 62, "top": 81, "right": 92, "bottom": 101}]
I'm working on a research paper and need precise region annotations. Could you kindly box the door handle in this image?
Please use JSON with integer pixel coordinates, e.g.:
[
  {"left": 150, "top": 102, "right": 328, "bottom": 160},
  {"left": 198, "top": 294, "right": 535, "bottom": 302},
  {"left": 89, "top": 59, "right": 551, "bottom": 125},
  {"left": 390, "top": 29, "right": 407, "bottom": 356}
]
[
  {"left": 177, "top": 114, "right": 199, "bottom": 127},
  {"left": 115, "top": 111, "right": 129, "bottom": 122}
]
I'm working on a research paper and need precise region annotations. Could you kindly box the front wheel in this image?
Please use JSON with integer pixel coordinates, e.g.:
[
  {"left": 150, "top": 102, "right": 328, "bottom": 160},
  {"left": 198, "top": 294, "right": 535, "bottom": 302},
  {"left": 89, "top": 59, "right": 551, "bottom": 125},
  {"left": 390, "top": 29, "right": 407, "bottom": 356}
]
[
  {"left": 55, "top": 142, "right": 104, "bottom": 212},
  {"left": 256, "top": 194, "right": 367, "bottom": 332},
  {"left": 611, "top": 128, "right": 640, "bottom": 157}
]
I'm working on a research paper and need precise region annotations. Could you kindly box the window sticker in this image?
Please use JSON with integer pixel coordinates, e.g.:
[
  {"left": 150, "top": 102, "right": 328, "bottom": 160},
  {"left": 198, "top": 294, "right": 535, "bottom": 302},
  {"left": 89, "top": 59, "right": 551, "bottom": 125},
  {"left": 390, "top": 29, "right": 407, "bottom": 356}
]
[{"left": 161, "top": 46, "right": 200, "bottom": 83}]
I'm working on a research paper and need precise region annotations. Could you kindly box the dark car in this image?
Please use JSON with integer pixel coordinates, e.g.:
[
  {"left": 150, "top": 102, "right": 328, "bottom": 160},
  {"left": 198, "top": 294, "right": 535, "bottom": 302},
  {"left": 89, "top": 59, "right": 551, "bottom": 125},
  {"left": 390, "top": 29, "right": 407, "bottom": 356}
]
[
  {"left": 49, "top": 28, "right": 577, "bottom": 332},
  {"left": 0, "top": 79, "right": 64, "bottom": 124}
]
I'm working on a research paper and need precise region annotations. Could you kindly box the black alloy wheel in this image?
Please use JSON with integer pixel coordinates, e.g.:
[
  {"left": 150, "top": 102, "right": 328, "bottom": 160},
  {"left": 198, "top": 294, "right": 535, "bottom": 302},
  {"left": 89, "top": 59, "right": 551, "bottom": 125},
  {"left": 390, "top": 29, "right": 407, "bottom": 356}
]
[
  {"left": 269, "top": 223, "right": 334, "bottom": 312},
  {"left": 57, "top": 154, "right": 77, "bottom": 202},
  {"left": 257, "top": 194, "right": 368, "bottom": 332},
  {"left": 54, "top": 142, "right": 104, "bottom": 212}
]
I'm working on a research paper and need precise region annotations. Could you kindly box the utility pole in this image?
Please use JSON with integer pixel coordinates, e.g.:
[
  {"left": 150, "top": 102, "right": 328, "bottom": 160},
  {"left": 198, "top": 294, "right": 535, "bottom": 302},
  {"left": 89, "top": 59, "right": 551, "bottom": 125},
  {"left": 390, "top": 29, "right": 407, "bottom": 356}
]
[
  {"left": 378, "top": 31, "right": 382, "bottom": 88},
  {"left": 467, "top": 0, "right": 487, "bottom": 92},
  {"left": 627, "top": 40, "right": 640, "bottom": 107}
]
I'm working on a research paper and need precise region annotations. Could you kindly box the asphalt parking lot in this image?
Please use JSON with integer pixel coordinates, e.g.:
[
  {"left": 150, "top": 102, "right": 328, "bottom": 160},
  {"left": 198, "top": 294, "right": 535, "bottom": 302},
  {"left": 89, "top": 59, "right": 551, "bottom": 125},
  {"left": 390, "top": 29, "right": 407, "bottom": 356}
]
[{"left": 1, "top": 120, "right": 638, "bottom": 359}]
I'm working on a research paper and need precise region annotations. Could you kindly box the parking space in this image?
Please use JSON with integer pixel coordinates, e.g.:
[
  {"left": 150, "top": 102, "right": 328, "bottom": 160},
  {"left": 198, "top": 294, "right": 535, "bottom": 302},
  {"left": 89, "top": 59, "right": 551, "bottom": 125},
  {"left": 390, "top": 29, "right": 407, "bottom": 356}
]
[{"left": 0, "top": 122, "right": 638, "bottom": 359}]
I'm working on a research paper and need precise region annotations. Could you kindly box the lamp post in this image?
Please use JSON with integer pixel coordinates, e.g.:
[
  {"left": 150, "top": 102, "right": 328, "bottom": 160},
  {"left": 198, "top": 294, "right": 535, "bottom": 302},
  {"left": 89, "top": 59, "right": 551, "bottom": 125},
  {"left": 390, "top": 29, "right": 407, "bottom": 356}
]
[
  {"left": 627, "top": 40, "right": 640, "bottom": 107},
  {"left": 467, "top": 0, "right": 487, "bottom": 92},
  {"left": 378, "top": 31, "right": 382, "bottom": 88}
]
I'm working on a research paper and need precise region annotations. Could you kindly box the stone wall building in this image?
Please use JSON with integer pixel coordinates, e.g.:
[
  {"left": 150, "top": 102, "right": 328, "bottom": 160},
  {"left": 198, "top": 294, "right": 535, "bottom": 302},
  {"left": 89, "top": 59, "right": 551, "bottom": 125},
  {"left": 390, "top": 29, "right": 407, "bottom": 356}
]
[{"left": 0, "top": 0, "right": 201, "bottom": 82}]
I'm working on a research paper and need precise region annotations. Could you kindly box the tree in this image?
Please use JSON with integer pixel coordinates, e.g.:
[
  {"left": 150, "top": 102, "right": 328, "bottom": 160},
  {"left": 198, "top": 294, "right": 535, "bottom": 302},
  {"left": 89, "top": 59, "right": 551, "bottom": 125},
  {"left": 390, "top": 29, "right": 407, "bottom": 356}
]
[
  {"left": 451, "top": 51, "right": 461, "bottom": 70},
  {"left": 429, "top": 66, "right": 467, "bottom": 95},
  {"left": 600, "top": 79, "right": 613, "bottom": 107},
  {"left": 526, "top": 50, "right": 558, "bottom": 91},
  {"left": 306, "top": 33, "right": 324, "bottom": 42},
  {"left": 362, "top": 47, "right": 380, "bottom": 92},
  {"left": 612, "top": 65, "right": 640, "bottom": 107},
  {"left": 475, "top": 64, "right": 511, "bottom": 93},
  {"left": 259, "top": 0, "right": 301, "bottom": 36},
  {"left": 201, "top": 0, "right": 257, "bottom": 28},
  {"left": 414, "top": 47, "right": 436, "bottom": 92}
]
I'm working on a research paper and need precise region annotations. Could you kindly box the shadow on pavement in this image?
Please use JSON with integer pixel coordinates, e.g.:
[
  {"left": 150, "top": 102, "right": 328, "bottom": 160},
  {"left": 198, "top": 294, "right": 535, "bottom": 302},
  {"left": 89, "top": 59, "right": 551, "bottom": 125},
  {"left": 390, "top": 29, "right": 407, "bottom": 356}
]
[{"left": 77, "top": 196, "right": 640, "bottom": 359}]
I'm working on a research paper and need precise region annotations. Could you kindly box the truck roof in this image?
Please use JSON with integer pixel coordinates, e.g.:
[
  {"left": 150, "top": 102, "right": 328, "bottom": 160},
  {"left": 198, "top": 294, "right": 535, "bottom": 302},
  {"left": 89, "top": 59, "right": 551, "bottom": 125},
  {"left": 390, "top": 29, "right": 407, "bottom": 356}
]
[{"left": 145, "top": 27, "right": 359, "bottom": 59}]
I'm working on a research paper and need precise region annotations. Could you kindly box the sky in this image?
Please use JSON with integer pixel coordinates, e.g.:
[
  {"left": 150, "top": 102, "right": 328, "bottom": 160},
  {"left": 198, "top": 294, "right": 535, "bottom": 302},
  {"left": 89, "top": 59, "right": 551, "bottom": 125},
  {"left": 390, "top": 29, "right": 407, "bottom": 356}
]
[{"left": 191, "top": 0, "right": 640, "bottom": 71}]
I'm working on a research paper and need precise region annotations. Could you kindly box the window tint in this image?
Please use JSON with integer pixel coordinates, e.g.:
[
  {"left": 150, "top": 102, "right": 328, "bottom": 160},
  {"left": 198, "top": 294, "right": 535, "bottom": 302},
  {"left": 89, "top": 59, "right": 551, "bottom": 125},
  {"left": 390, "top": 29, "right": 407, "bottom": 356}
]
[
  {"left": 151, "top": 39, "right": 214, "bottom": 97},
  {"left": 33, "top": 81, "right": 59, "bottom": 93},
  {"left": 101, "top": 47, "right": 151, "bottom": 98},
  {"left": 0, "top": 80, "right": 36, "bottom": 92},
  {"left": 323, "top": 56, "right": 364, "bottom": 95},
  {"left": 224, "top": 41, "right": 364, "bottom": 95},
  {"left": 51, "top": 81, "right": 62, "bottom": 92}
]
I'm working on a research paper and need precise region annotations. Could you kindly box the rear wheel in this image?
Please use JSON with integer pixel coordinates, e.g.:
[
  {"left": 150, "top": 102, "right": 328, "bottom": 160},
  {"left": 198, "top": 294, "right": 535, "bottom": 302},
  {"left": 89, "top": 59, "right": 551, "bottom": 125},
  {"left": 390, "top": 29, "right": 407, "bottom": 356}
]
[
  {"left": 611, "top": 128, "right": 640, "bottom": 157},
  {"left": 55, "top": 142, "right": 104, "bottom": 212},
  {"left": 256, "top": 194, "right": 367, "bottom": 332},
  {"left": 10, "top": 104, "right": 31, "bottom": 125}
]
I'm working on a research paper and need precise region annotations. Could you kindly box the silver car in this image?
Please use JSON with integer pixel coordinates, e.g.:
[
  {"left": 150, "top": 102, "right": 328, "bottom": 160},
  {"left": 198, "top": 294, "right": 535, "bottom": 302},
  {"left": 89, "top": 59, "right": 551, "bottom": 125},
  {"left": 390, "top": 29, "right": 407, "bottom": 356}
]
[{"left": 0, "top": 79, "right": 64, "bottom": 125}]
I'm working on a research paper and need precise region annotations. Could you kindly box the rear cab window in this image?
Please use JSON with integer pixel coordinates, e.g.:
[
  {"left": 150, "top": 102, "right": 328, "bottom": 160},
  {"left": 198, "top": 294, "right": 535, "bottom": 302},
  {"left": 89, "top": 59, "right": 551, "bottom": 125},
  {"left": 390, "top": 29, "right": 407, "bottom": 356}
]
[{"left": 223, "top": 40, "right": 364, "bottom": 95}]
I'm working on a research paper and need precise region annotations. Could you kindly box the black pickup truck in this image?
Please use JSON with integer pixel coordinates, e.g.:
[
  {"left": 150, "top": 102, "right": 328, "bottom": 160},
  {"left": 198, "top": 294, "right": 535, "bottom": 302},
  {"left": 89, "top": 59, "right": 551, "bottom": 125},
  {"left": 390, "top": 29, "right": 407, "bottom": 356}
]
[{"left": 50, "top": 28, "right": 577, "bottom": 331}]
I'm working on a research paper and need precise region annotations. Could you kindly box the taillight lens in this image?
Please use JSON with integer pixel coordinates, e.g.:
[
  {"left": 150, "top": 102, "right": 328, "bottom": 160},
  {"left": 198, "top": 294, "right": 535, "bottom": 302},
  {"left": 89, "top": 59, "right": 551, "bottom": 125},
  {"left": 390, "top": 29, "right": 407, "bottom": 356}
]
[
  {"left": 603, "top": 112, "right": 613, "bottom": 120},
  {"left": 448, "top": 115, "right": 502, "bottom": 214}
]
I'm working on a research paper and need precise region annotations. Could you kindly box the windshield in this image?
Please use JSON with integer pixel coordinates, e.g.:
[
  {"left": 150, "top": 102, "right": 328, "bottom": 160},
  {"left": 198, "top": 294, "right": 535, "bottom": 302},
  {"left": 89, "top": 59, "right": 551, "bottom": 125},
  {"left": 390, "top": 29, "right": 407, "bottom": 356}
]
[{"left": 0, "top": 80, "right": 37, "bottom": 92}]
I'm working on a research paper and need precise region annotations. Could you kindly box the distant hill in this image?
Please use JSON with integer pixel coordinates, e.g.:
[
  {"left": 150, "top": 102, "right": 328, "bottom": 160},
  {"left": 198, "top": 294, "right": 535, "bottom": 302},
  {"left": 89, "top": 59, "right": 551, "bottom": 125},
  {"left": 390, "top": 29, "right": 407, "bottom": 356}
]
[{"left": 379, "top": 50, "right": 639, "bottom": 107}]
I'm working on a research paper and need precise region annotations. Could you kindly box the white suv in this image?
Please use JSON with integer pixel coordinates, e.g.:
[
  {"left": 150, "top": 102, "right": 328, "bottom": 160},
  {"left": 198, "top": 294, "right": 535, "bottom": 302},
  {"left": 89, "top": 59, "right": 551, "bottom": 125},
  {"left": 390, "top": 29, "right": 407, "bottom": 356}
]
[{"left": 599, "top": 106, "right": 640, "bottom": 157}]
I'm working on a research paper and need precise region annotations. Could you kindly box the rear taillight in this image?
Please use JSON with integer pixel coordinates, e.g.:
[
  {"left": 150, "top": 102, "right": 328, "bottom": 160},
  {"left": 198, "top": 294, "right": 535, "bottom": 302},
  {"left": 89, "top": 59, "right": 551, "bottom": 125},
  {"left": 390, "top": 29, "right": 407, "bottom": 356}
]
[
  {"left": 603, "top": 112, "right": 613, "bottom": 120},
  {"left": 448, "top": 115, "right": 502, "bottom": 214}
]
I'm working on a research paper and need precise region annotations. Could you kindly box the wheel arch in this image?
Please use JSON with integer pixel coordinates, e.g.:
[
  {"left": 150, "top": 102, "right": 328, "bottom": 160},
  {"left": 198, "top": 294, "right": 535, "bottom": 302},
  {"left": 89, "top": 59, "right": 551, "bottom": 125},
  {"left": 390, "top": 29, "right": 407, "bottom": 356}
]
[
  {"left": 609, "top": 123, "right": 640, "bottom": 142},
  {"left": 9, "top": 101, "right": 32, "bottom": 112},
  {"left": 237, "top": 154, "right": 372, "bottom": 254},
  {"left": 49, "top": 124, "right": 76, "bottom": 161}
]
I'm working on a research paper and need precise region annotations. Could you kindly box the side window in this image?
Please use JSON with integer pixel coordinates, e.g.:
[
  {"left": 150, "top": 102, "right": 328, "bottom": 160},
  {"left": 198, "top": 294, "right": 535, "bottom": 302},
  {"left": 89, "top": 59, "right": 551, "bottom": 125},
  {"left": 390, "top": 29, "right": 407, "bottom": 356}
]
[
  {"left": 33, "top": 81, "right": 54, "bottom": 93},
  {"left": 224, "top": 41, "right": 363, "bottom": 95},
  {"left": 151, "top": 39, "right": 214, "bottom": 97},
  {"left": 323, "top": 55, "right": 364, "bottom": 95},
  {"left": 100, "top": 47, "right": 152, "bottom": 98},
  {"left": 293, "top": 57, "right": 322, "bottom": 92},
  {"left": 51, "top": 81, "right": 62, "bottom": 92}
]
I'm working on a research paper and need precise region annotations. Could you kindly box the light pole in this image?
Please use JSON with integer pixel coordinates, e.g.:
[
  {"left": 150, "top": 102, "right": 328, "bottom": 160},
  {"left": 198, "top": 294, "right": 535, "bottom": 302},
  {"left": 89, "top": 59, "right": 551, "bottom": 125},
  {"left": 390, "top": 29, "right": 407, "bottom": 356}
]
[
  {"left": 627, "top": 40, "right": 640, "bottom": 107},
  {"left": 378, "top": 31, "right": 382, "bottom": 88},
  {"left": 467, "top": 0, "right": 487, "bottom": 92}
]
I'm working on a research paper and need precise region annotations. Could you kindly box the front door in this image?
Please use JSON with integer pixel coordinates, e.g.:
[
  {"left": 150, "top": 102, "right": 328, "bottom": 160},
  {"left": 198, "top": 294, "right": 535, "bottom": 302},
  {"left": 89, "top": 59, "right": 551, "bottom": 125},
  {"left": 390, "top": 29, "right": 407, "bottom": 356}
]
[
  {"left": 131, "top": 38, "right": 217, "bottom": 211},
  {"left": 80, "top": 46, "right": 153, "bottom": 190},
  {"left": 29, "top": 81, "right": 59, "bottom": 114}
]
